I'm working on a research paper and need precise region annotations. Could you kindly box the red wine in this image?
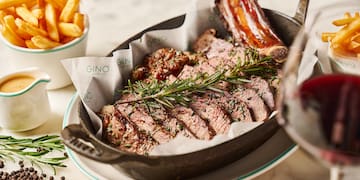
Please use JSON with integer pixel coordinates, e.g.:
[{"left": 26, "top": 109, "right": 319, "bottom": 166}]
[{"left": 300, "top": 74, "right": 360, "bottom": 158}]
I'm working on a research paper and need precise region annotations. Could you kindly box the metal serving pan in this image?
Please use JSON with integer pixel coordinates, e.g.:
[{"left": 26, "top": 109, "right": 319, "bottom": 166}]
[{"left": 61, "top": 1, "right": 308, "bottom": 179}]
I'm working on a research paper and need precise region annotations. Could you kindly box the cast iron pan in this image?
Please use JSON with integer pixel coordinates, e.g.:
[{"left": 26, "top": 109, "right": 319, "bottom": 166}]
[{"left": 62, "top": 0, "right": 309, "bottom": 179}]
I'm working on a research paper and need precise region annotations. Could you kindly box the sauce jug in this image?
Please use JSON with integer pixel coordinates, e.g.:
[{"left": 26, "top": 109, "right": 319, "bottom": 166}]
[{"left": 0, "top": 68, "right": 51, "bottom": 131}]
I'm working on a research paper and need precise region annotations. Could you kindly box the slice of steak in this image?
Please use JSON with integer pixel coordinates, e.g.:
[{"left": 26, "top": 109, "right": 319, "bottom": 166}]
[
  {"left": 116, "top": 94, "right": 173, "bottom": 144},
  {"left": 203, "top": 91, "right": 253, "bottom": 122},
  {"left": 245, "top": 76, "right": 275, "bottom": 110},
  {"left": 147, "top": 104, "right": 195, "bottom": 138},
  {"left": 232, "top": 87, "right": 269, "bottom": 121},
  {"left": 101, "top": 105, "right": 156, "bottom": 155},
  {"left": 170, "top": 106, "right": 215, "bottom": 140},
  {"left": 191, "top": 96, "right": 231, "bottom": 134}
]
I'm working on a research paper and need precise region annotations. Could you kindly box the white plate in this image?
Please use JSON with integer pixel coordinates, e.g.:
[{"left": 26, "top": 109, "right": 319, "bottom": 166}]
[{"left": 63, "top": 93, "right": 297, "bottom": 180}]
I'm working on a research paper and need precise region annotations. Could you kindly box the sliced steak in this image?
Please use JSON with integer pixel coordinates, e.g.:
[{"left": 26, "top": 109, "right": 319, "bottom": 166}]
[
  {"left": 191, "top": 96, "right": 231, "bottom": 134},
  {"left": 101, "top": 105, "right": 156, "bottom": 154},
  {"left": 116, "top": 94, "right": 173, "bottom": 144},
  {"left": 170, "top": 106, "right": 215, "bottom": 140},
  {"left": 203, "top": 91, "right": 253, "bottom": 122},
  {"left": 147, "top": 104, "right": 195, "bottom": 138},
  {"left": 245, "top": 76, "right": 275, "bottom": 110},
  {"left": 232, "top": 87, "right": 269, "bottom": 121}
]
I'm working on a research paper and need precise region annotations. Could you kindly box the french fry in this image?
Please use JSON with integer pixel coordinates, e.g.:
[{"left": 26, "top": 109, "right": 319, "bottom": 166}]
[
  {"left": 73, "top": 12, "right": 84, "bottom": 30},
  {"left": 344, "top": 12, "right": 352, "bottom": 18},
  {"left": 45, "top": 3, "right": 59, "bottom": 42},
  {"left": 321, "top": 32, "right": 336, "bottom": 42},
  {"left": 59, "top": 0, "right": 79, "bottom": 22},
  {"left": 4, "top": 15, "right": 18, "bottom": 32},
  {"left": 349, "top": 41, "right": 360, "bottom": 50},
  {"left": 0, "top": 10, "right": 6, "bottom": 25},
  {"left": 3, "top": 7, "right": 16, "bottom": 17},
  {"left": 45, "top": 0, "right": 66, "bottom": 10},
  {"left": 0, "top": 0, "right": 32, "bottom": 10},
  {"left": 331, "top": 18, "right": 360, "bottom": 46},
  {"left": 58, "top": 22, "right": 82, "bottom": 37},
  {"left": 31, "top": 35, "right": 61, "bottom": 49},
  {"left": 351, "top": 33, "right": 360, "bottom": 42},
  {"left": 4, "top": 14, "right": 32, "bottom": 40},
  {"left": 25, "top": 39, "right": 39, "bottom": 48},
  {"left": 16, "top": 28, "right": 32, "bottom": 40},
  {"left": 37, "top": 0, "right": 46, "bottom": 8},
  {"left": 15, "top": 18, "right": 47, "bottom": 37},
  {"left": 31, "top": 8, "right": 44, "bottom": 19},
  {"left": 15, "top": 6, "right": 38, "bottom": 26},
  {"left": 0, "top": 0, "right": 85, "bottom": 49},
  {"left": 60, "top": 36, "right": 75, "bottom": 44},
  {"left": 332, "top": 17, "right": 356, "bottom": 26},
  {"left": 1, "top": 25, "right": 25, "bottom": 47}
]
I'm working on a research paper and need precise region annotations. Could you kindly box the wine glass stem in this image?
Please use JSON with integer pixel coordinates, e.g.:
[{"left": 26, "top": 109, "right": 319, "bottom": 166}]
[{"left": 330, "top": 165, "right": 343, "bottom": 180}]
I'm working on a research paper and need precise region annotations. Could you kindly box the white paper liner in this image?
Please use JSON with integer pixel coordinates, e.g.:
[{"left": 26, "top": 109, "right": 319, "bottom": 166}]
[{"left": 62, "top": 0, "right": 266, "bottom": 155}]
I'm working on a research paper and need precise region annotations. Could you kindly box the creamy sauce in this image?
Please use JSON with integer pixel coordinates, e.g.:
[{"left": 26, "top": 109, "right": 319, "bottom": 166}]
[{"left": 0, "top": 75, "right": 35, "bottom": 93}]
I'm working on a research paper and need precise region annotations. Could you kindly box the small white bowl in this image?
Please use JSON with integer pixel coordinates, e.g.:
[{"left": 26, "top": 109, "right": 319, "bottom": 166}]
[
  {"left": 0, "top": 17, "right": 89, "bottom": 90},
  {"left": 328, "top": 46, "right": 360, "bottom": 75}
]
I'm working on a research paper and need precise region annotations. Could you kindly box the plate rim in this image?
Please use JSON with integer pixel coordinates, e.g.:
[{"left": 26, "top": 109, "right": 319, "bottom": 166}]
[{"left": 62, "top": 93, "right": 297, "bottom": 180}]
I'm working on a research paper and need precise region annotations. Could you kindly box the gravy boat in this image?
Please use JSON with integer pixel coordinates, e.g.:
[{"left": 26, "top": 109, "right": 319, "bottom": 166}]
[{"left": 0, "top": 68, "right": 51, "bottom": 131}]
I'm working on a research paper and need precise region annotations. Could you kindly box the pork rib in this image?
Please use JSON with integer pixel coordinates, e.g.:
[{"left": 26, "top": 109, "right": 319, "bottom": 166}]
[{"left": 215, "top": 0, "right": 288, "bottom": 62}]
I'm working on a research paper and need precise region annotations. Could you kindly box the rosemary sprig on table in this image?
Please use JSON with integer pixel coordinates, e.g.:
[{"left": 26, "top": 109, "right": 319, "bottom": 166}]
[
  {"left": 0, "top": 135, "right": 67, "bottom": 174},
  {"left": 117, "top": 48, "right": 278, "bottom": 108}
]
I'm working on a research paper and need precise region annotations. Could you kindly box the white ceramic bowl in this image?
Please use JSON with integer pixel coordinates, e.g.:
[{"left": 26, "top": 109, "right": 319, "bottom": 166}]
[
  {"left": 328, "top": 46, "right": 360, "bottom": 75},
  {"left": 0, "top": 17, "right": 89, "bottom": 90}
]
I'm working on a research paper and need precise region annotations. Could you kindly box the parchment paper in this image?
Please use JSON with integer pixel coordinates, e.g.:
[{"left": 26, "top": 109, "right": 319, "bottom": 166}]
[{"left": 62, "top": 0, "right": 265, "bottom": 155}]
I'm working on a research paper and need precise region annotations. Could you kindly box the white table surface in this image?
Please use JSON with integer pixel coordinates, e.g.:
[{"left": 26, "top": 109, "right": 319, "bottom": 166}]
[{"left": 0, "top": 0, "right": 353, "bottom": 179}]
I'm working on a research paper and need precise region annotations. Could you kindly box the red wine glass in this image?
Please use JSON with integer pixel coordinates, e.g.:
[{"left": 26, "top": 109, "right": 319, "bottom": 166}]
[{"left": 277, "top": 2, "right": 360, "bottom": 180}]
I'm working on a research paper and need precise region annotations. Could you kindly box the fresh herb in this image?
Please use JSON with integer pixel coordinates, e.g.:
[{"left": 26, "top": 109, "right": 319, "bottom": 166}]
[
  {"left": 117, "top": 48, "right": 277, "bottom": 108},
  {"left": 0, "top": 135, "right": 67, "bottom": 174}
]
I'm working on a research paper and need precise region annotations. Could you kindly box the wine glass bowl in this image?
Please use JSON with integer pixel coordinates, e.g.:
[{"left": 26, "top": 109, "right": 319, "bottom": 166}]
[{"left": 277, "top": 1, "right": 360, "bottom": 179}]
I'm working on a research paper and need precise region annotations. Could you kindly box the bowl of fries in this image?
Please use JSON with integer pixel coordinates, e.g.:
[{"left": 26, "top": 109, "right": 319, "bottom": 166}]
[
  {"left": 0, "top": 0, "right": 88, "bottom": 89},
  {"left": 321, "top": 9, "right": 360, "bottom": 74}
]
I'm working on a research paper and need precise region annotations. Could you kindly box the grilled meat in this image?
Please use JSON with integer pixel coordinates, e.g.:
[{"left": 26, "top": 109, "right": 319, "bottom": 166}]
[
  {"left": 132, "top": 48, "right": 195, "bottom": 81},
  {"left": 203, "top": 91, "right": 253, "bottom": 122},
  {"left": 215, "top": 0, "right": 288, "bottom": 62},
  {"left": 102, "top": 0, "right": 285, "bottom": 154},
  {"left": 245, "top": 76, "right": 275, "bottom": 110},
  {"left": 233, "top": 87, "right": 269, "bottom": 121},
  {"left": 101, "top": 105, "right": 156, "bottom": 154},
  {"left": 147, "top": 104, "right": 195, "bottom": 138},
  {"left": 116, "top": 94, "right": 173, "bottom": 144},
  {"left": 191, "top": 96, "right": 232, "bottom": 134},
  {"left": 170, "top": 106, "right": 216, "bottom": 140}
]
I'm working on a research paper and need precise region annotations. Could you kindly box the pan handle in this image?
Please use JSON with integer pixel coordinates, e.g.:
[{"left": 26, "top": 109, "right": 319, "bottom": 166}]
[
  {"left": 293, "top": 0, "right": 309, "bottom": 25},
  {"left": 62, "top": 124, "right": 159, "bottom": 165},
  {"left": 61, "top": 124, "right": 127, "bottom": 163}
]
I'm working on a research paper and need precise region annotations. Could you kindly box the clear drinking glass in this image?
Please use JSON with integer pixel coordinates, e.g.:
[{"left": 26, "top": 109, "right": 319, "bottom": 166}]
[{"left": 277, "top": 1, "right": 360, "bottom": 180}]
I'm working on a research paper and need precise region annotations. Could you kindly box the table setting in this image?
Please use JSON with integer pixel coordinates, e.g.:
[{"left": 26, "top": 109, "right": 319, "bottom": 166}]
[{"left": 0, "top": 0, "right": 358, "bottom": 179}]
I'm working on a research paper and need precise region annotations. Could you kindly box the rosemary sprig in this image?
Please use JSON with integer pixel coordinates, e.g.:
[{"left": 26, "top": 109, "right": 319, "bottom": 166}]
[
  {"left": 0, "top": 135, "right": 68, "bottom": 174},
  {"left": 117, "top": 48, "right": 277, "bottom": 108}
]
